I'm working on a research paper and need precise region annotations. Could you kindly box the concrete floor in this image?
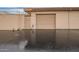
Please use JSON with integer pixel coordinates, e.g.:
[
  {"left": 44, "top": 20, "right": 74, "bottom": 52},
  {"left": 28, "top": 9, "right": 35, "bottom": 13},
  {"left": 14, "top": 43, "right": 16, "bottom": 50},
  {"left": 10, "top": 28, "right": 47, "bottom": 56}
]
[{"left": 0, "top": 29, "right": 79, "bottom": 52}]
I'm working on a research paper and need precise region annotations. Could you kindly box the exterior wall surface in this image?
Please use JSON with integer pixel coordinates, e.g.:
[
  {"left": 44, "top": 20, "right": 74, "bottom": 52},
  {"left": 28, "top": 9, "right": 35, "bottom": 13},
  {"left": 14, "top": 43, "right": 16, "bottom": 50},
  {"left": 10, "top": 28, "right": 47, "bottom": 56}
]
[
  {"left": 0, "top": 14, "right": 24, "bottom": 30},
  {"left": 69, "top": 11, "right": 79, "bottom": 29},
  {"left": 28, "top": 11, "right": 79, "bottom": 29},
  {"left": 0, "top": 11, "right": 79, "bottom": 30},
  {"left": 56, "top": 12, "right": 68, "bottom": 29},
  {"left": 24, "top": 17, "right": 31, "bottom": 29},
  {"left": 30, "top": 11, "right": 69, "bottom": 29}
]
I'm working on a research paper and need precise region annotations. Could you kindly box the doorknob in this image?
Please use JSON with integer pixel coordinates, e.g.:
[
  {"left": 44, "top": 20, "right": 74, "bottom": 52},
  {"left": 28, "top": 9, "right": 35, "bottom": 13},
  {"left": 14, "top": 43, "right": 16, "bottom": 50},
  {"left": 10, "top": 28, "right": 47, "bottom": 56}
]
[{"left": 32, "top": 25, "right": 34, "bottom": 28}]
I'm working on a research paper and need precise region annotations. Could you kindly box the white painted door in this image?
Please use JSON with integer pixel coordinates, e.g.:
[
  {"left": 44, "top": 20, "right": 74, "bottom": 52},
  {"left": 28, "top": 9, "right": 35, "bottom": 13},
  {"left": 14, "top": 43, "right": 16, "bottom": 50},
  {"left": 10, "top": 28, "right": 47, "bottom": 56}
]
[{"left": 36, "top": 14, "right": 55, "bottom": 29}]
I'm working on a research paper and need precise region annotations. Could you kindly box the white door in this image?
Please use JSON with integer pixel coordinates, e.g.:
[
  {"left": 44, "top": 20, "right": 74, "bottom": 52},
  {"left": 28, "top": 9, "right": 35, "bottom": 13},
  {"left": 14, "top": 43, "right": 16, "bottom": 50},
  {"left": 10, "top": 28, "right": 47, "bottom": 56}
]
[{"left": 36, "top": 14, "right": 56, "bottom": 29}]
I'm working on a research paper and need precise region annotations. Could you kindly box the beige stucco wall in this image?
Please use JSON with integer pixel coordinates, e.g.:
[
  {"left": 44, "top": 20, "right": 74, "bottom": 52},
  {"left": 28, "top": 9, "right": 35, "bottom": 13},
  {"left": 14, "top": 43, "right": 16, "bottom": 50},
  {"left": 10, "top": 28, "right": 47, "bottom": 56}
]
[
  {"left": 27, "top": 11, "right": 79, "bottom": 29},
  {"left": 31, "top": 13, "right": 36, "bottom": 29},
  {"left": 24, "top": 16, "right": 31, "bottom": 29},
  {"left": 56, "top": 12, "right": 68, "bottom": 29},
  {"left": 69, "top": 11, "right": 79, "bottom": 29},
  {"left": 30, "top": 11, "right": 69, "bottom": 29},
  {"left": 0, "top": 14, "right": 24, "bottom": 30},
  {"left": 0, "top": 11, "right": 79, "bottom": 30}
]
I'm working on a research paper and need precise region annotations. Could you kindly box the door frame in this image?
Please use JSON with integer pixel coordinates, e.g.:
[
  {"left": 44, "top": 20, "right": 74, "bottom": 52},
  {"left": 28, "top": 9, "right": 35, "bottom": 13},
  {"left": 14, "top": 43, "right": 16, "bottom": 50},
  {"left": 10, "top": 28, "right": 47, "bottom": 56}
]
[{"left": 36, "top": 14, "right": 56, "bottom": 29}]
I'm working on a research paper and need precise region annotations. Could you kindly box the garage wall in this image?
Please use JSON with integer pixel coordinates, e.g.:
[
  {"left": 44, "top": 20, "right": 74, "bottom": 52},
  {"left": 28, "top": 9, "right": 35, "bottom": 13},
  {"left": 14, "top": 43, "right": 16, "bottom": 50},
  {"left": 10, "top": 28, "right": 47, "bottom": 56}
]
[
  {"left": 31, "top": 13, "right": 36, "bottom": 29},
  {"left": 69, "top": 11, "right": 79, "bottom": 29},
  {"left": 30, "top": 12, "right": 69, "bottom": 29},
  {"left": 24, "top": 16, "right": 31, "bottom": 29},
  {"left": 1, "top": 11, "right": 79, "bottom": 30},
  {"left": 56, "top": 12, "right": 68, "bottom": 29},
  {"left": 30, "top": 11, "right": 79, "bottom": 29},
  {"left": 0, "top": 14, "right": 24, "bottom": 30}
]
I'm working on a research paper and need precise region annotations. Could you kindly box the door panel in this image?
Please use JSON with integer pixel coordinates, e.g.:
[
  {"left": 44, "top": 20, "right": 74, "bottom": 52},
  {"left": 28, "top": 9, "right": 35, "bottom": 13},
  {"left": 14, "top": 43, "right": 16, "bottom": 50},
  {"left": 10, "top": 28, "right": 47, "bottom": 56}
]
[{"left": 36, "top": 14, "right": 56, "bottom": 29}]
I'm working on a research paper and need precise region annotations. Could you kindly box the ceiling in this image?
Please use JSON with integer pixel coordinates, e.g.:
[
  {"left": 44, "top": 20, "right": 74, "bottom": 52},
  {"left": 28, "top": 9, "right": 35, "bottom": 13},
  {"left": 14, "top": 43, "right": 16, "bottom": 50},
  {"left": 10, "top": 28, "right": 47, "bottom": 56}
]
[{"left": 24, "top": 7, "right": 79, "bottom": 12}]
